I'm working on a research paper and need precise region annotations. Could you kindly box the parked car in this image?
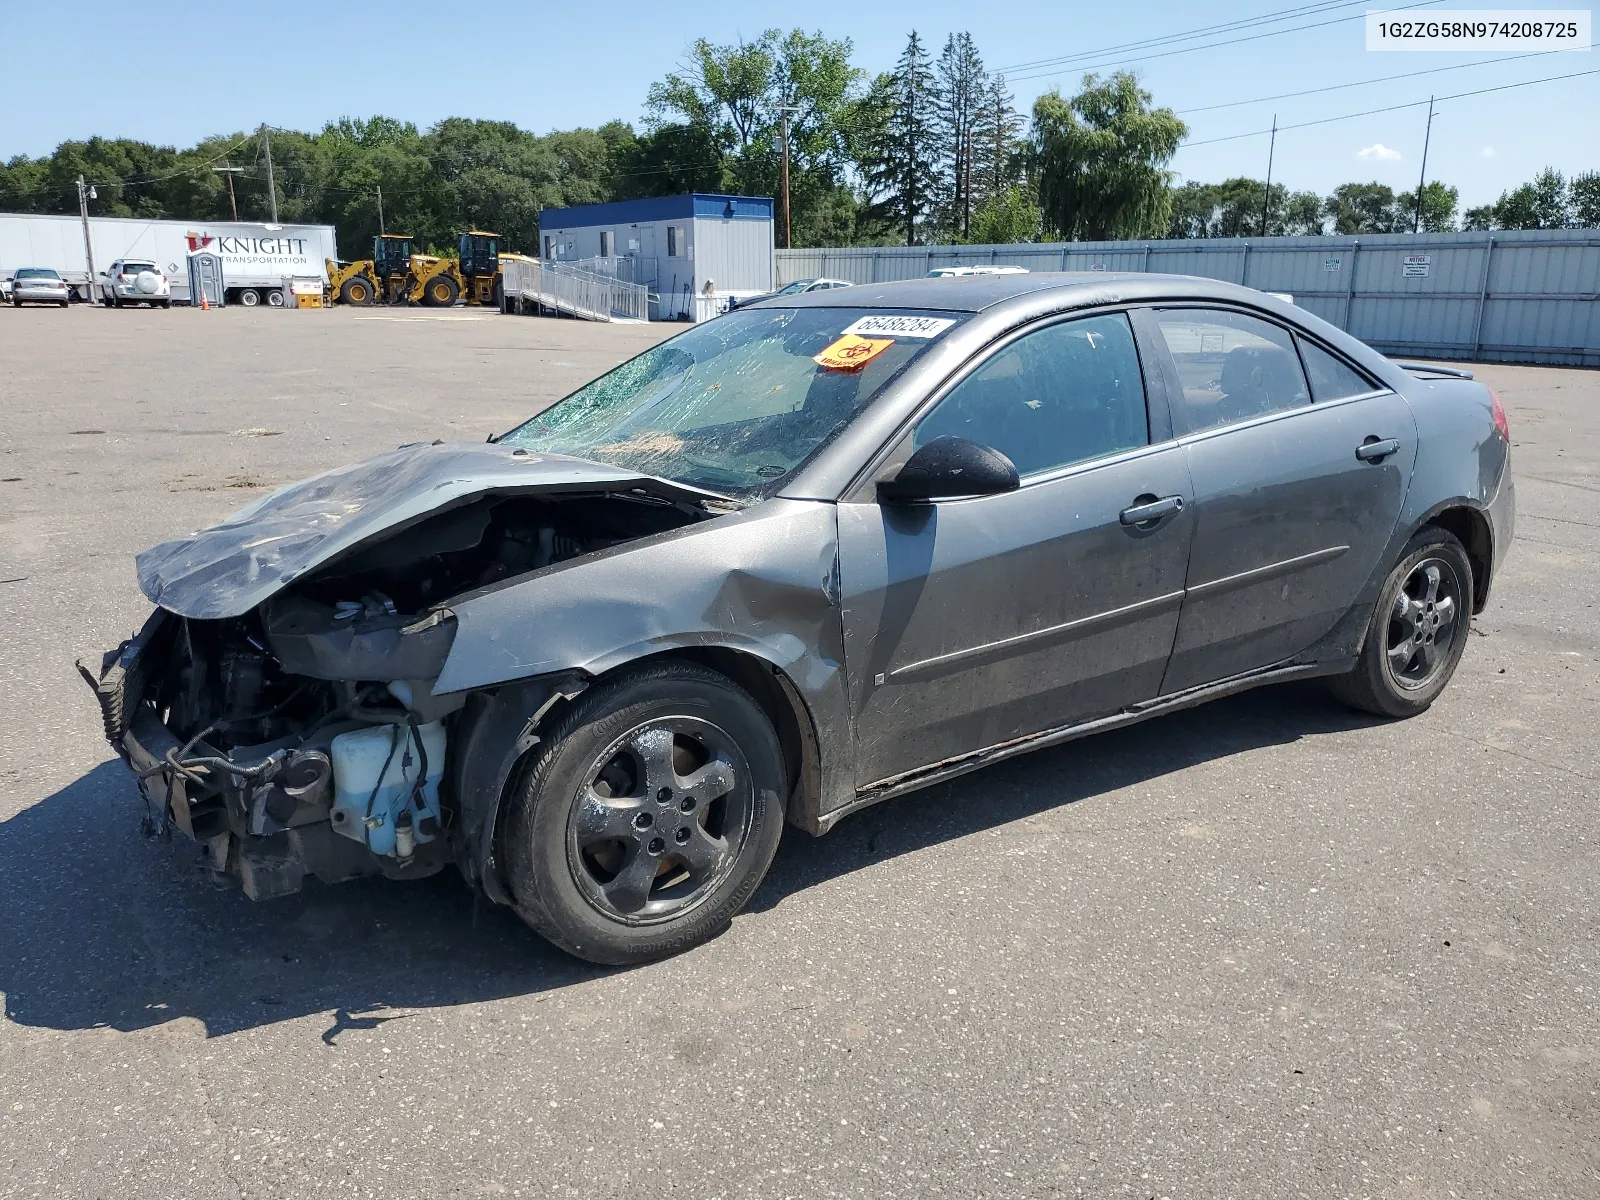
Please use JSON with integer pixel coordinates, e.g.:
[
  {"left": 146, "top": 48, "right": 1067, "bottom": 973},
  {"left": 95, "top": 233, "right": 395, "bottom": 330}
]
[
  {"left": 731, "top": 277, "right": 852, "bottom": 309},
  {"left": 99, "top": 259, "right": 171, "bottom": 308},
  {"left": 927, "top": 265, "right": 1029, "bottom": 278},
  {"left": 85, "top": 273, "right": 1513, "bottom": 965},
  {"left": 9, "top": 267, "right": 71, "bottom": 307}
]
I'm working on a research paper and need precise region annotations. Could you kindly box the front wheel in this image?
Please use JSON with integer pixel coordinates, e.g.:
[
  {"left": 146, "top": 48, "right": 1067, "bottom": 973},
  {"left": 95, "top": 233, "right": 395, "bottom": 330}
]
[
  {"left": 504, "top": 663, "right": 786, "bottom": 965},
  {"left": 1329, "top": 526, "right": 1474, "bottom": 718}
]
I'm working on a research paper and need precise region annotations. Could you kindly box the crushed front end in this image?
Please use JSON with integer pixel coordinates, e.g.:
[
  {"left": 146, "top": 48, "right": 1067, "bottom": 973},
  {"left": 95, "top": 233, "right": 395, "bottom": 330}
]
[
  {"left": 82, "top": 602, "right": 461, "bottom": 899},
  {"left": 79, "top": 441, "right": 720, "bottom": 901}
]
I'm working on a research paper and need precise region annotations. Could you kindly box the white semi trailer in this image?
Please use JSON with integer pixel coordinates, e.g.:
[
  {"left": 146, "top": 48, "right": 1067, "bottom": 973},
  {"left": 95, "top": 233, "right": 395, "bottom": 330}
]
[{"left": 0, "top": 212, "right": 338, "bottom": 305}]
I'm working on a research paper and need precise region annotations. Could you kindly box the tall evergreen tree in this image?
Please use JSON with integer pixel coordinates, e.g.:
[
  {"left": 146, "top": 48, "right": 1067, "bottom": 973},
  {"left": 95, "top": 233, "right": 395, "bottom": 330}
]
[
  {"left": 934, "top": 33, "right": 988, "bottom": 240},
  {"left": 972, "top": 74, "right": 1025, "bottom": 212},
  {"left": 864, "top": 32, "right": 939, "bottom": 245}
]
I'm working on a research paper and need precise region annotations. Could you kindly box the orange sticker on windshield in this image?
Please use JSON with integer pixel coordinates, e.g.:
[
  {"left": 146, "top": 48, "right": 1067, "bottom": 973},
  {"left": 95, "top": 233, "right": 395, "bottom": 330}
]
[{"left": 814, "top": 334, "right": 893, "bottom": 371}]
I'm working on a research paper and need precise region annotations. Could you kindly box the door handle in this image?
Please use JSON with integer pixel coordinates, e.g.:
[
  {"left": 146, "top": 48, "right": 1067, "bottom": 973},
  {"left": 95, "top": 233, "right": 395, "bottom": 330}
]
[
  {"left": 1119, "top": 494, "right": 1185, "bottom": 527},
  {"left": 1356, "top": 436, "right": 1400, "bottom": 463}
]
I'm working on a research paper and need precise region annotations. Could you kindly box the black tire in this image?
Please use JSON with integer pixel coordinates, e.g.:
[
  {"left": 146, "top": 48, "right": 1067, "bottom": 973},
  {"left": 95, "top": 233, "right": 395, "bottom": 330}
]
[
  {"left": 60, "top": 300, "right": 69, "bottom": 308},
  {"left": 159, "top": 299, "right": 170, "bottom": 309},
  {"left": 503, "top": 662, "right": 786, "bottom": 965},
  {"left": 421, "top": 272, "right": 459, "bottom": 307},
  {"left": 265, "top": 289, "right": 284, "bottom": 308},
  {"left": 237, "top": 289, "right": 259, "bottom": 307},
  {"left": 340, "top": 276, "right": 373, "bottom": 305},
  {"left": 1329, "top": 525, "right": 1474, "bottom": 718}
]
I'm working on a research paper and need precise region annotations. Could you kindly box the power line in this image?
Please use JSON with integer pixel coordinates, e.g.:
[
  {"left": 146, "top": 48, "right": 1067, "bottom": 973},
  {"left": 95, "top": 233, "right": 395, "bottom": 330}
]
[
  {"left": 1177, "top": 50, "right": 1556, "bottom": 113},
  {"left": 1008, "top": 0, "right": 1445, "bottom": 82},
  {"left": 1180, "top": 67, "right": 1600, "bottom": 148},
  {"left": 1001, "top": 0, "right": 1372, "bottom": 73}
]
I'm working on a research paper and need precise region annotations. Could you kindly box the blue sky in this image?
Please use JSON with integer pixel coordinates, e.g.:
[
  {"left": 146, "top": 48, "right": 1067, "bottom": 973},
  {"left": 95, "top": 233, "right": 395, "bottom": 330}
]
[{"left": 3, "top": 0, "right": 1594, "bottom": 208}]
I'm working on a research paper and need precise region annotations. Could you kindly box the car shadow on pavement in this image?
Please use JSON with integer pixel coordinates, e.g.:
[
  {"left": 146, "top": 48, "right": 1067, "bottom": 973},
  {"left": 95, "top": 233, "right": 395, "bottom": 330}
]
[
  {"left": 0, "top": 682, "right": 1378, "bottom": 1040},
  {"left": 0, "top": 760, "right": 596, "bottom": 1040},
  {"left": 748, "top": 680, "right": 1383, "bottom": 913}
]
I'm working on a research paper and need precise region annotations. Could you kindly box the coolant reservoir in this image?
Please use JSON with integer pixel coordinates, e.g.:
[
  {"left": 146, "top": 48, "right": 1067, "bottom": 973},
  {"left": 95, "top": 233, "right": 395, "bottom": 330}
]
[{"left": 329, "top": 722, "right": 446, "bottom": 856}]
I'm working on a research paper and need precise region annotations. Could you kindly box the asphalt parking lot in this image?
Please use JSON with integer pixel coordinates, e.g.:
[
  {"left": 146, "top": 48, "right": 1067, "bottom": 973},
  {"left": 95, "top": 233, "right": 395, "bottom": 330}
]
[{"left": 1, "top": 302, "right": 1595, "bottom": 1199}]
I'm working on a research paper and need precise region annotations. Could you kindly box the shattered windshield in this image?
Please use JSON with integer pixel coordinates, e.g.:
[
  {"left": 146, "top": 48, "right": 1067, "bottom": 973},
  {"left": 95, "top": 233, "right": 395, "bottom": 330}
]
[{"left": 500, "top": 307, "right": 965, "bottom": 495}]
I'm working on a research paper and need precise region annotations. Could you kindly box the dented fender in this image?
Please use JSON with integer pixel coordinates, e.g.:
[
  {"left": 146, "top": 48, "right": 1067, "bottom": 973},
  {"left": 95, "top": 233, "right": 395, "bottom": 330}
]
[{"left": 436, "top": 498, "right": 856, "bottom": 827}]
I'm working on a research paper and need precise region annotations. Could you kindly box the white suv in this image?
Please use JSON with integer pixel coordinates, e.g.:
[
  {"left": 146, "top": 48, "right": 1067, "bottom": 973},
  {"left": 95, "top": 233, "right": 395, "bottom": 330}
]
[{"left": 100, "top": 259, "right": 172, "bottom": 308}]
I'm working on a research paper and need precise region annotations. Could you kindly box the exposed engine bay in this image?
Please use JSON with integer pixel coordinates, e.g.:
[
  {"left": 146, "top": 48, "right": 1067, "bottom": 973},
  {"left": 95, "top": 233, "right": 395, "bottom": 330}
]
[{"left": 84, "top": 488, "right": 708, "bottom": 900}]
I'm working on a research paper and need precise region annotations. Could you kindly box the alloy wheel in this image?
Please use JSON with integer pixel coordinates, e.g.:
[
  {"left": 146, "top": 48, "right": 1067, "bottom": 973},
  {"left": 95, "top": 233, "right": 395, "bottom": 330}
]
[
  {"left": 1385, "top": 556, "right": 1463, "bottom": 689},
  {"left": 566, "top": 716, "right": 752, "bottom": 925}
]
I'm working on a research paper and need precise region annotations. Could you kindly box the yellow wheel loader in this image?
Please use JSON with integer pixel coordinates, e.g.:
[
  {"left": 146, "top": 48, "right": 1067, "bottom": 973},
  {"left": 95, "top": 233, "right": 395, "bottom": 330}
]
[
  {"left": 327, "top": 232, "right": 503, "bottom": 308},
  {"left": 325, "top": 259, "right": 379, "bottom": 305}
]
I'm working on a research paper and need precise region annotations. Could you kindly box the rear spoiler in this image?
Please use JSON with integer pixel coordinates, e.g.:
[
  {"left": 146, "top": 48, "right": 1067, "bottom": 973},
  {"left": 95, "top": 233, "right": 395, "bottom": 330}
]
[{"left": 1393, "top": 361, "right": 1475, "bottom": 380}]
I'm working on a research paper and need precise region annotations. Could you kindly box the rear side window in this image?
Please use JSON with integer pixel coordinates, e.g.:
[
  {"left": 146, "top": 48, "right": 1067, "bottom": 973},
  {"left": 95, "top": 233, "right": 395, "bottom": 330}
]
[
  {"left": 1298, "top": 337, "right": 1377, "bottom": 402},
  {"left": 1155, "top": 309, "right": 1310, "bottom": 433},
  {"left": 915, "top": 312, "right": 1149, "bottom": 477}
]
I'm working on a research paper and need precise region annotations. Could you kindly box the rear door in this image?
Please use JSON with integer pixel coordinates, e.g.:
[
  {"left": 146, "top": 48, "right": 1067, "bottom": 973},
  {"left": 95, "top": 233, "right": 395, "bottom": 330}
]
[
  {"left": 837, "top": 310, "right": 1195, "bottom": 788},
  {"left": 1148, "top": 307, "right": 1418, "bottom": 693}
]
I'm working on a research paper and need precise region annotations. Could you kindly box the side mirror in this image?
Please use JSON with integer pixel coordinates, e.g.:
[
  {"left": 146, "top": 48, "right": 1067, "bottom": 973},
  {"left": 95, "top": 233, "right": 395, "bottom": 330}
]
[{"left": 876, "top": 435, "right": 1020, "bottom": 503}]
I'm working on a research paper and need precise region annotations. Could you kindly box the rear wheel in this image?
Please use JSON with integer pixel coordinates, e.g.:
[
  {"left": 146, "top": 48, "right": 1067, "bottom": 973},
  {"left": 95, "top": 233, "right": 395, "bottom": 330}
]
[
  {"left": 1329, "top": 526, "right": 1473, "bottom": 718},
  {"left": 422, "top": 273, "right": 459, "bottom": 307},
  {"left": 265, "top": 289, "right": 284, "bottom": 308},
  {"left": 237, "top": 288, "right": 259, "bottom": 307},
  {"left": 339, "top": 277, "right": 373, "bottom": 305},
  {"left": 504, "top": 663, "right": 786, "bottom": 965}
]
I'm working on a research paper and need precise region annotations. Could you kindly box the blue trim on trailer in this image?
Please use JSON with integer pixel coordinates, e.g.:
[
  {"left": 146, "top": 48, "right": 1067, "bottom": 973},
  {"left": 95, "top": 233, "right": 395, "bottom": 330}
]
[{"left": 538, "top": 193, "right": 773, "bottom": 230}]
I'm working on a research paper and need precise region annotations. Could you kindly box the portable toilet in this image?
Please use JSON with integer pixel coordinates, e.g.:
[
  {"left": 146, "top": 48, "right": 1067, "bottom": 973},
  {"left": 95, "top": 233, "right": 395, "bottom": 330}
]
[{"left": 186, "top": 250, "right": 225, "bottom": 307}]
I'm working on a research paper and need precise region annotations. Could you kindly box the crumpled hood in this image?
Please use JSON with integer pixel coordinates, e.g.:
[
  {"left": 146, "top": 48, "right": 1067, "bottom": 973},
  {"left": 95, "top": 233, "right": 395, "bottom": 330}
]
[{"left": 136, "top": 441, "right": 723, "bottom": 620}]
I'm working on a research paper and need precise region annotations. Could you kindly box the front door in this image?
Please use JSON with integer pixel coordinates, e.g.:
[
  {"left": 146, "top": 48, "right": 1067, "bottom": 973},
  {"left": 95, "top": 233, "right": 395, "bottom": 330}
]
[
  {"left": 1149, "top": 308, "right": 1418, "bottom": 693},
  {"left": 838, "top": 311, "right": 1196, "bottom": 788}
]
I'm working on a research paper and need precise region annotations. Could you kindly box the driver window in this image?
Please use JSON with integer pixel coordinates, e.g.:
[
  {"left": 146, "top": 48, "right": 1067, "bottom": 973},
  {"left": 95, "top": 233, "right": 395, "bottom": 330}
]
[{"left": 913, "top": 312, "right": 1150, "bottom": 478}]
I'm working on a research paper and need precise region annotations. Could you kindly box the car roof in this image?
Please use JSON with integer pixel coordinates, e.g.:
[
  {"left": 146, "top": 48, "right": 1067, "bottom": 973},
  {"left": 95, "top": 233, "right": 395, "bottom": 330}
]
[{"left": 769, "top": 271, "right": 1287, "bottom": 314}]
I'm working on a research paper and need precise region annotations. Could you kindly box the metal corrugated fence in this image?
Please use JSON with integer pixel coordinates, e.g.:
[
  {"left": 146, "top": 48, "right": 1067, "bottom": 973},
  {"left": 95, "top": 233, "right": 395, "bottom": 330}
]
[{"left": 776, "top": 229, "right": 1600, "bottom": 366}]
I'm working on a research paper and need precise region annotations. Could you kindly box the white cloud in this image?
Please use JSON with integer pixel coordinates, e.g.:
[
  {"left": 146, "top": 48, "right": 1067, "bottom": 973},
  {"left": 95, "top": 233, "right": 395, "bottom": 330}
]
[
  {"left": 1356, "top": 143, "right": 1403, "bottom": 162},
  {"left": 1481, "top": 146, "right": 1496, "bottom": 158}
]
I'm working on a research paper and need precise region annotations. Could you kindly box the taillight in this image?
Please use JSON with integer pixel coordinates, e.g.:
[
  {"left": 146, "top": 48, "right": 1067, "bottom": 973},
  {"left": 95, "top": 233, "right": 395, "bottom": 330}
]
[{"left": 1489, "top": 388, "right": 1509, "bottom": 441}]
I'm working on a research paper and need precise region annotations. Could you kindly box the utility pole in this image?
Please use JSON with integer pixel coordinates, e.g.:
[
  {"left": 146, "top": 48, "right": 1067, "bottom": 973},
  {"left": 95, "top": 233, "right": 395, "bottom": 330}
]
[
  {"left": 1260, "top": 114, "right": 1277, "bottom": 237},
  {"left": 1413, "top": 95, "right": 1435, "bottom": 233},
  {"left": 76, "top": 175, "right": 97, "bottom": 298},
  {"left": 213, "top": 164, "right": 244, "bottom": 220},
  {"left": 259, "top": 123, "right": 279, "bottom": 223},
  {"left": 376, "top": 185, "right": 385, "bottom": 235},
  {"left": 778, "top": 105, "right": 794, "bottom": 250}
]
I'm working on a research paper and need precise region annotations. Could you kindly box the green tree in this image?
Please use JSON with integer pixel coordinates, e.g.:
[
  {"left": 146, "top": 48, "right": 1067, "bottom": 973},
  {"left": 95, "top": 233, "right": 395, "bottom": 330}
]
[
  {"left": 1571, "top": 171, "right": 1600, "bottom": 228},
  {"left": 972, "top": 75, "right": 1025, "bottom": 209},
  {"left": 644, "top": 28, "right": 863, "bottom": 246},
  {"left": 934, "top": 32, "right": 988, "bottom": 240},
  {"left": 969, "top": 184, "right": 1040, "bottom": 243},
  {"left": 1323, "top": 182, "right": 1403, "bottom": 234},
  {"left": 1032, "top": 72, "right": 1186, "bottom": 241},
  {"left": 1393, "top": 180, "right": 1458, "bottom": 232},
  {"left": 861, "top": 33, "right": 941, "bottom": 244},
  {"left": 1165, "top": 178, "right": 1321, "bottom": 238}
]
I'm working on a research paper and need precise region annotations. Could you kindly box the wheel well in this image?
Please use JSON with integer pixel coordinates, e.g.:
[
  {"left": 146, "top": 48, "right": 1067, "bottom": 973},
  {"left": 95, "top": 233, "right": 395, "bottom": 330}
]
[
  {"left": 1426, "top": 506, "right": 1493, "bottom": 612},
  {"left": 532, "top": 648, "right": 817, "bottom": 825}
]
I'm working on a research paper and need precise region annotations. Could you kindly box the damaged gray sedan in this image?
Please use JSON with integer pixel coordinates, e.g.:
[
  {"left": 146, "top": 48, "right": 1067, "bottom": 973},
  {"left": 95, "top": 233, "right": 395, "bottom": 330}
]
[{"left": 84, "top": 274, "right": 1514, "bottom": 964}]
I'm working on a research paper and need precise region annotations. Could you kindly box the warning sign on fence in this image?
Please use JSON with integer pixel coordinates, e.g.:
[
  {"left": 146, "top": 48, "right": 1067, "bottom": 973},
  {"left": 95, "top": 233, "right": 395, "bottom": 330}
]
[{"left": 1402, "top": 254, "right": 1432, "bottom": 278}]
